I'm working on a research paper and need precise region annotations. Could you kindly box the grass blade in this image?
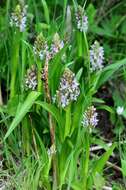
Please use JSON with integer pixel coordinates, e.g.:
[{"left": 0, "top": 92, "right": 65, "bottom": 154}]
[{"left": 4, "top": 92, "right": 41, "bottom": 140}]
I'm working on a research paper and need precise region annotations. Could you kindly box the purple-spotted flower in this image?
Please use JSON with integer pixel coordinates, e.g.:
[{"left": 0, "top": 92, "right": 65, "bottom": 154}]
[
  {"left": 82, "top": 106, "right": 98, "bottom": 131},
  {"left": 56, "top": 69, "right": 80, "bottom": 108},
  {"left": 10, "top": 4, "right": 28, "bottom": 32},
  {"left": 50, "top": 33, "right": 64, "bottom": 58},
  {"left": 75, "top": 6, "right": 88, "bottom": 32},
  {"left": 90, "top": 41, "right": 104, "bottom": 72},
  {"left": 25, "top": 65, "right": 37, "bottom": 90},
  {"left": 33, "top": 33, "right": 49, "bottom": 61}
]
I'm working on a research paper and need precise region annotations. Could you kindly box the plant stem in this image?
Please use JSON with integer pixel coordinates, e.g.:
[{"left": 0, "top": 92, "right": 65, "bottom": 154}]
[
  {"left": 77, "top": 31, "right": 83, "bottom": 57},
  {"left": 10, "top": 32, "right": 20, "bottom": 99},
  {"left": 83, "top": 32, "right": 90, "bottom": 83},
  {"left": 43, "top": 58, "right": 57, "bottom": 189},
  {"left": 64, "top": 104, "right": 71, "bottom": 139},
  {"left": 83, "top": 131, "right": 90, "bottom": 189},
  {"left": 0, "top": 81, "right": 3, "bottom": 106}
]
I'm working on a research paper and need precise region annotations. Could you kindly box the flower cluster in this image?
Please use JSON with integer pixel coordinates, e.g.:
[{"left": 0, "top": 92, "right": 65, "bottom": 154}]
[
  {"left": 50, "top": 33, "right": 64, "bottom": 57},
  {"left": 25, "top": 65, "right": 37, "bottom": 90},
  {"left": 33, "top": 33, "right": 49, "bottom": 61},
  {"left": 10, "top": 4, "right": 27, "bottom": 32},
  {"left": 90, "top": 41, "right": 104, "bottom": 72},
  {"left": 75, "top": 5, "right": 88, "bottom": 32},
  {"left": 33, "top": 32, "right": 65, "bottom": 61},
  {"left": 56, "top": 69, "right": 80, "bottom": 108},
  {"left": 82, "top": 106, "right": 98, "bottom": 130}
]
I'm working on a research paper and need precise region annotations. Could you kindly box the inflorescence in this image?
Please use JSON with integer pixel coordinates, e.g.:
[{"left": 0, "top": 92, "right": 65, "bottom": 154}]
[
  {"left": 82, "top": 106, "right": 98, "bottom": 130},
  {"left": 90, "top": 41, "right": 104, "bottom": 72},
  {"left": 25, "top": 65, "right": 37, "bottom": 90},
  {"left": 33, "top": 32, "right": 64, "bottom": 61},
  {"left": 10, "top": 4, "right": 28, "bottom": 32},
  {"left": 75, "top": 5, "right": 88, "bottom": 32},
  {"left": 50, "top": 33, "right": 64, "bottom": 58},
  {"left": 33, "top": 33, "right": 49, "bottom": 61},
  {"left": 56, "top": 69, "right": 80, "bottom": 108}
]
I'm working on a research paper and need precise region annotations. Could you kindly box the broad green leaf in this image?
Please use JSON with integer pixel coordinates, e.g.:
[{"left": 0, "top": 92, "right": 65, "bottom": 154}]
[
  {"left": 35, "top": 101, "right": 64, "bottom": 129},
  {"left": 6, "top": 95, "right": 22, "bottom": 116},
  {"left": 86, "top": 3, "right": 96, "bottom": 25},
  {"left": 96, "top": 58, "right": 126, "bottom": 89},
  {"left": 72, "top": 95, "right": 84, "bottom": 134},
  {"left": 76, "top": 68, "right": 83, "bottom": 81},
  {"left": 71, "top": 181, "right": 84, "bottom": 190},
  {"left": 93, "top": 173, "right": 105, "bottom": 190},
  {"left": 92, "top": 143, "right": 116, "bottom": 175},
  {"left": 4, "top": 92, "right": 41, "bottom": 140},
  {"left": 97, "top": 105, "right": 115, "bottom": 114},
  {"left": 58, "top": 143, "right": 74, "bottom": 188}
]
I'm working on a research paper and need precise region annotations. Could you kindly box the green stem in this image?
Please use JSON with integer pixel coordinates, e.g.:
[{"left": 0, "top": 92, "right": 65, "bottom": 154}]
[
  {"left": 21, "top": 32, "right": 27, "bottom": 95},
  {"left": 64, "top": 104, "right": 71, "bottom": 139},
  {"left": 83, "top": 130, "right": 90, "bottom": 189},
  {"left": 10, "top": 32, "right": 20, "bottom": 99},
  {"left": 63, "top": 0, "right": 68, "bottom": 22},
  {"left": 0, "top": 81, "right": 3, "bottom": 106},
  {"left": 22, "top": 116, "right": 30, "bottom": 156},
  {"left": 83, "top": 32, "right": 90, "bottom": 86},
  {"left": 77, "top": 32, "right": 83, "bottom": 57}
]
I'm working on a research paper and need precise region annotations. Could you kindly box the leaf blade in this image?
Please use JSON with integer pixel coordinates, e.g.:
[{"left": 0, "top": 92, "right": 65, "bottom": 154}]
[{"left": 4, "top": 92, "right": 41, "bottom": 140}]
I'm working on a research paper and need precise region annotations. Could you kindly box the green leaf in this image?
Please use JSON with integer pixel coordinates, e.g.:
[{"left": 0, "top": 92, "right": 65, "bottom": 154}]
[
  {"left": 121, "top": 159, "right": 126, "bottom": 176},
  {"left": 76, "top": 68, "right": 83, "bottom": 81},
  {"left": 97, "top": 105, "right": 115, "bottom": 114},
  {"left": 6, "top": 95, "right": 22, "bottom": 116},
  {"left": 41, "top": 0, "right": 50, "bottom": 24},
  {"left": 96, "top": 58, "right": 126, "bottom": 89},
  {"left": 4, "top": 92, "right": 41, "bottom": 140},
  {"left": 92, "top": 97, "right": 105, "bottom": 104},
  {"left": 71, "top": 181, "right": 84, "bottom": 190},
  {"left": 86, "top": 3, "right": 96, "bottom": 25},
  {"left": 93, "top": 173, "right": 105, "bottom": 190},
  {"left": 92, "top": 143, "right": 116, "bottom": 175},
  {"left": 35, "top": 101, "right": 64, "bottom": 129},
  {"left": 72, "top": 95, "right": 84, "bottom": 134},
  {"left": 58, "top": 142, "right": 74, "bottom": 188}
]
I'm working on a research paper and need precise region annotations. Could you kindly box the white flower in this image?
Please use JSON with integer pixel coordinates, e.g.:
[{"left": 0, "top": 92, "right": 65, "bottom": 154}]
[
  {"left": 116, "top": 106, "right": 124, "bottom": 115},
  {"left": 90, "top": 41, "right": 104, "bottom": 72}
]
